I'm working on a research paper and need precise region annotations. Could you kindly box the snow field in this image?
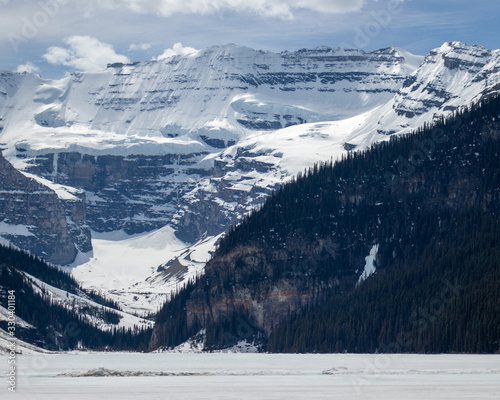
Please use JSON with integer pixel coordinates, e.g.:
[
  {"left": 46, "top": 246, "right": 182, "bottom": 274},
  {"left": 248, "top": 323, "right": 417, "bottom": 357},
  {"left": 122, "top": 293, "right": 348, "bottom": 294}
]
[{"left": 0, "top": 353, "right": 498, "bottom": 399}]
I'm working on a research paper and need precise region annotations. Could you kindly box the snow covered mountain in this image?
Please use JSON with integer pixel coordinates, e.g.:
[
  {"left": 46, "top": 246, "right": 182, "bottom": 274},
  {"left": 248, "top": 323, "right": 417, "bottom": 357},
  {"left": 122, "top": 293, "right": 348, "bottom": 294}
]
[
  {"left": 0, "top": 41, "right": 499, "bottom": 311},
  {"left": 0, "top": 44, "right": 418, "bottom": 157}
]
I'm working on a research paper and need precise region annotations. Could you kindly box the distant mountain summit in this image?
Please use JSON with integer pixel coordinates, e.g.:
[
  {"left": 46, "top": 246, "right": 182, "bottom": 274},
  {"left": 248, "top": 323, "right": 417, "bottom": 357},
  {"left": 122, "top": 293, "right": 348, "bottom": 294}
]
[{"left": 0, "top": 44, "right": 420, "bottom": 158}]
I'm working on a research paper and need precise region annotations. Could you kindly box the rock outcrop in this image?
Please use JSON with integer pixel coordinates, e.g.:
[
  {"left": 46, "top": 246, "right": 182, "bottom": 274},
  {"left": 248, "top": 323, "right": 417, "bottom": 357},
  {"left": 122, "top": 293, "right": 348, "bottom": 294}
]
[{"left": 0, "top": 152, "right": 90, "bottom": 264}]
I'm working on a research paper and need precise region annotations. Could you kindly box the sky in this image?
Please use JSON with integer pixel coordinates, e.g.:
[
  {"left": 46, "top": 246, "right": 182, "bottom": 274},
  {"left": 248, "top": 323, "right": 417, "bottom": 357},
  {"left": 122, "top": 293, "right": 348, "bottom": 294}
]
[{"left": 0, "top": 0, "right": 499, "bottom": 78}]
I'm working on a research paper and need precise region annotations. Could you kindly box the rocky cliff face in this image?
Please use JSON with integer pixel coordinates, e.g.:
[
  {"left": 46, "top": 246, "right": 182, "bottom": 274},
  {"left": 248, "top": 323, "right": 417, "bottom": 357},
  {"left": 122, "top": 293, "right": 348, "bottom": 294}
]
[
  {"left": 20, "top": 149, "right": 277, "bottom": 240},
  {"left": 25, "top": 151, "right": 208, "bottom": 234},
  {"left": 184, "top": 243, "right": 353, "bottom": 338},
  {"left": 0, "top": 152, "right": 90, "bottom": 264},
  {"left": 394, "top": 42, "right": 496, "bottom": 117},
  {"left": 359, "top": 42, "right": 500, "bottom": 138}
]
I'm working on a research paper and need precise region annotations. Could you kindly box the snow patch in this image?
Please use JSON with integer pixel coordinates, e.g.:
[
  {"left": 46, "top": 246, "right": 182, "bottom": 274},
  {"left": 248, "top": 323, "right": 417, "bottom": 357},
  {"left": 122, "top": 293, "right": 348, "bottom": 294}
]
[
  {"left": 66, "top": 225, "right": 214, "bottom": 314},
  {"left": 155, "top": 329, "right": 261, "bottom": 354},
  {"left": 357, "top": 244, "right": 379, "bottom": 286},
  {"left": 21, "top": 171, "right": 81, "bottom": 200},
  {"left": 214, "top": 340, "right": 261, "bottom": 354},
  {"left": 0, "top": 222, "right": 34, "bottom": 237}
]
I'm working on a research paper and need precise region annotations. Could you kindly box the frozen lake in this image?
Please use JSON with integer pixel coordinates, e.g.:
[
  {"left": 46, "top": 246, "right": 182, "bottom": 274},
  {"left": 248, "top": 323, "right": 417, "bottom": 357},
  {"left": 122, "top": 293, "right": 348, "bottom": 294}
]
[{"left": 1, "top": 353, "right": 499, "bottom": 399}]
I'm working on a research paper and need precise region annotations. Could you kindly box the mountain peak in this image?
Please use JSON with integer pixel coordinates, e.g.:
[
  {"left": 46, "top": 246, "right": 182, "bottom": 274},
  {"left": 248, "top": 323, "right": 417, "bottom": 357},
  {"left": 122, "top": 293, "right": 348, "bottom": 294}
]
[
  {"left": 202, "top": 43, "right": 261, "bottom": 56},
  {"left": 433, "top": 41, "right": 491, "bottom": 58}
]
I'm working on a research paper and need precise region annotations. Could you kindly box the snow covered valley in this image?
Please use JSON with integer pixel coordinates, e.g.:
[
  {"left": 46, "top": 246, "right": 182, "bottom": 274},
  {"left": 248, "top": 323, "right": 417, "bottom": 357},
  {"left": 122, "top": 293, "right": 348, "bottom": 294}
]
[{"left": 1, "top": 353, "right": 499, "bottom": 399}]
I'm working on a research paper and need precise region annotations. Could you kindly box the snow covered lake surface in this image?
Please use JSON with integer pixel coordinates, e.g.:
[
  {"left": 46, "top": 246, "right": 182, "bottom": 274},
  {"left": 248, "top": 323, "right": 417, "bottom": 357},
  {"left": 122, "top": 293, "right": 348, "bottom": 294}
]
[{"left": 1, "top": 353, "right": 499, "bottom": 399}]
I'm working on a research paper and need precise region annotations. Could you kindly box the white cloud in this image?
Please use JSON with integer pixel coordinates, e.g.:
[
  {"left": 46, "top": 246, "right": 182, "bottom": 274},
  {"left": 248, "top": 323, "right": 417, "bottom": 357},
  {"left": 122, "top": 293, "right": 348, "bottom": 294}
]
[
  {"left": 128, "top": 43, "right": 152, "bottom": 52},
  {"left": 156, "top": 43, "right": 198, "bottom": 60},
  {"left": 16, "top": 61, "right": 39, "bottom": 74},
  {"left": 82, "top": 0, "right": 366, "bottom": 19},
  {"left": 43, "top": 35, "right": 130, "bottom": 72}
]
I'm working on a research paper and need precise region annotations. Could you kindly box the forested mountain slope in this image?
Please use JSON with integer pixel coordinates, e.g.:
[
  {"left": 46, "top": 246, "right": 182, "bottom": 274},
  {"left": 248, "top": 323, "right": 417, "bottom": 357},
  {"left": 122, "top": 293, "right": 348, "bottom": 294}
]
[
  {"left": 150, "top": 94, "right": 500, "bottom": 353},
  {"left": 0, "top": 245, "right": 151, "bottom": 352}
]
